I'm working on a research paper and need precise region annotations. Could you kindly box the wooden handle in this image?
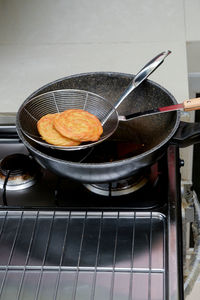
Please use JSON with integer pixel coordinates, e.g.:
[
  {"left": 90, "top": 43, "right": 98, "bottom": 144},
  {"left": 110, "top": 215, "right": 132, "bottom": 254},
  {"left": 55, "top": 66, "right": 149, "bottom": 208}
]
[{"left": 183, "top": 97, "right": 200, "bottom": 111}]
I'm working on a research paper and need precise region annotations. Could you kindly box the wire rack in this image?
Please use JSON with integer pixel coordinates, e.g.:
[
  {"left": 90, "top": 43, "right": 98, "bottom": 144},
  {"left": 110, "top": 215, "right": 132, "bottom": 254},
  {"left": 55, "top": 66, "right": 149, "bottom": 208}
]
[{"left": 0, "top": 210, "right": 166, "bottom": 300}]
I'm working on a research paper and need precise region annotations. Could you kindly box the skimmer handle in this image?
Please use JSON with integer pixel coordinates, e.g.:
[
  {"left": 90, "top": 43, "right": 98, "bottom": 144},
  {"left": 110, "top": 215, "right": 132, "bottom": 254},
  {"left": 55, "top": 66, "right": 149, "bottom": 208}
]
[
  {"left": 102, "top": 50, "right": 171, "bottom": 125},
  {"left": 113, "top": 50, "right": 171, "bottom": 111}
]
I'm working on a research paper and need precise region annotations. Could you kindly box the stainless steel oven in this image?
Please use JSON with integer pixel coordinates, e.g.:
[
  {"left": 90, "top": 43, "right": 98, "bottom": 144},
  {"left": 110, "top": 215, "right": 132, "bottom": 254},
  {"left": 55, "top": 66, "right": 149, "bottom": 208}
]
[{"left": 0, "top": 119, "right": 184, "bottom": 300}]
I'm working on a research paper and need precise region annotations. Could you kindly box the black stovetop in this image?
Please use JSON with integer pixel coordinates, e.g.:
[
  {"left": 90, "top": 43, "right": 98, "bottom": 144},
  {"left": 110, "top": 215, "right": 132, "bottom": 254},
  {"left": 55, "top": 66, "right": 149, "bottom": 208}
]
[{"left": 0, "top": 137, "right": 170, "bottom": 211}]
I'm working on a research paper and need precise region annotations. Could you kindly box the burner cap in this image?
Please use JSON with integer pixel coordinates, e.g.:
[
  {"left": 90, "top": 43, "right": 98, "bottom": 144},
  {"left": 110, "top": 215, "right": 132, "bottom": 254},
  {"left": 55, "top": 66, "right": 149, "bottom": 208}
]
[
  {"left": 0, "top": 154, "right": 35, "bottom": 177},
  {"left": 84, "top": 173, "right": 149, "bottom": 196},
  {"left": 0, "top": 154, "right": 38, "bottom": 190}
]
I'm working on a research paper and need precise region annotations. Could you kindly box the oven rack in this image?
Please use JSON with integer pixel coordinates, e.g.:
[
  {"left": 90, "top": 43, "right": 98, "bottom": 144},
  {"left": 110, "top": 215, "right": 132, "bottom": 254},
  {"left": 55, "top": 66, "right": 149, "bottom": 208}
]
[{"left": 0, "top": 210, "right": 166, "bottom": 300}]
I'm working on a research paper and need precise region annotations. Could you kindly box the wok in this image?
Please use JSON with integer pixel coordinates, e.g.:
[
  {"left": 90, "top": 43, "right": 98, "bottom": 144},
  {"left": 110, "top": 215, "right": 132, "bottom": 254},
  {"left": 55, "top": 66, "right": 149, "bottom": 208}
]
[
  {"left": 18, "top": 51, "right": 171, "bottom": 151},
  {"left": 16, "top": 72, "right": 200, "bottom": 183}
]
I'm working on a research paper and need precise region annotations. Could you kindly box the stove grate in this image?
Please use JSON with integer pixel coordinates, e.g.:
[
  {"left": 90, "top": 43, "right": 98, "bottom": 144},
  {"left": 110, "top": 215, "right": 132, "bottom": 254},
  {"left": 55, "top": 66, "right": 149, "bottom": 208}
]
[{"left": 0, "top": 210, "right": 166, "bottom": 300}]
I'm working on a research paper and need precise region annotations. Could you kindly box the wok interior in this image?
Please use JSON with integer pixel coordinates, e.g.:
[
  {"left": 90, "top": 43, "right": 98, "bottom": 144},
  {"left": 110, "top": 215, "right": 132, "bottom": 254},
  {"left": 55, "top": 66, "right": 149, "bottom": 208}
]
[{"left": 21, "top": 73, "right": 177, "bottom": 163}]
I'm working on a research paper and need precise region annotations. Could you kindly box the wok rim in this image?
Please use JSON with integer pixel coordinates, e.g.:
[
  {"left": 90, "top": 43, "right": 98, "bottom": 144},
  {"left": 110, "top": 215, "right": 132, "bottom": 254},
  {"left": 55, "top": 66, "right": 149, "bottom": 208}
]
[{"left": 16, "top": 71, "right": 181, "bottom": 167}]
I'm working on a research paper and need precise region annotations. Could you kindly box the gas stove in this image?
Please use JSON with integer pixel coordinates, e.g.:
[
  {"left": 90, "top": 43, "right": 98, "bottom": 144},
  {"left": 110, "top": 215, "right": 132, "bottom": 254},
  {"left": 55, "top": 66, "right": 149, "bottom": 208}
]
[{"left": 0, "top": 121, "right": 184, "bottom": 300}]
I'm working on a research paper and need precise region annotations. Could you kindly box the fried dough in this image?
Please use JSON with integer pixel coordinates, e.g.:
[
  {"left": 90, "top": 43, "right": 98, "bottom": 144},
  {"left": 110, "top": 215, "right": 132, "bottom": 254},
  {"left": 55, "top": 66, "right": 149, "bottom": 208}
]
[
  {"left": 37, "top": 113, "right": 80, "bottom": 146},
  {"left": 54, "top": 109, "right": 103, "bottom": 142}
]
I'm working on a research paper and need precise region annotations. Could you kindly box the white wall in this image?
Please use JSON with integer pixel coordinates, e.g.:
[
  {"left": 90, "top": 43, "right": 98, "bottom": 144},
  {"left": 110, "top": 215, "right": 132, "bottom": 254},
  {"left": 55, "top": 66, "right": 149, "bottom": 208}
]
[
  {"left": 185, "top": 0, "right": 200, "bottom": 84},
  {"left": 0, "top": 0, "right": 189, "bottom": 112},
  {"left": 184, "top": 0, "right": 200, "bottom": 42}
]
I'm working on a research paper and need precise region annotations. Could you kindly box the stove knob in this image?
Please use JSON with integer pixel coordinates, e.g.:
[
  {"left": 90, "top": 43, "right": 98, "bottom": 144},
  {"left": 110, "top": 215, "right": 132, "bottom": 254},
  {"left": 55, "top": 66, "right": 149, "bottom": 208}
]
[{"left": 179, "top": 159, "right": 185, "bottom": 167}]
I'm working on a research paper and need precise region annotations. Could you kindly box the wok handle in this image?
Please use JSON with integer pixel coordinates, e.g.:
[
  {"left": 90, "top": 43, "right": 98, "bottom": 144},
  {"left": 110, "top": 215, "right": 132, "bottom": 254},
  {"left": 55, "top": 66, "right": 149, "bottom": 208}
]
[
  {"left": 183, "top": 98, "right": 200, "bottom": 111},
  {"left": 171, "top": 121, "right": 200, "bottom": 147}
]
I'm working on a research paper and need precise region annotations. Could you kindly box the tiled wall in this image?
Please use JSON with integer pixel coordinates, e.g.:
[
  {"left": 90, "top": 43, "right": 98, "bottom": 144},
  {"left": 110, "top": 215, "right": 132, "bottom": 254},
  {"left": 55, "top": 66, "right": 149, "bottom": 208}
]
[{"left": 0, "top": 0, "right": 189, "bottom": 111}]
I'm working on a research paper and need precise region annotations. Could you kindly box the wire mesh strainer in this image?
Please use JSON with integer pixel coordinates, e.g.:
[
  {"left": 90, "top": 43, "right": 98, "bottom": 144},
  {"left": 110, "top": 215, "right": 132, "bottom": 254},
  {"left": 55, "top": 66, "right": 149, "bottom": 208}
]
[{"left": 18, "top": 89, "right": 119, "bottom": 151}]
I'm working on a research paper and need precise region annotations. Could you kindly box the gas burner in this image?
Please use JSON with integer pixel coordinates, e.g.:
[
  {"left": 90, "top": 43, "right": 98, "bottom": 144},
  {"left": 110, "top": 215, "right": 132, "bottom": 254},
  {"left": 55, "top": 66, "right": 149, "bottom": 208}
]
[
  {"left": 84, "top": 173, "right": 149, "bottom": 196},
  {"left": 0, "top": 154, "right": 38, "bottom": 190}
]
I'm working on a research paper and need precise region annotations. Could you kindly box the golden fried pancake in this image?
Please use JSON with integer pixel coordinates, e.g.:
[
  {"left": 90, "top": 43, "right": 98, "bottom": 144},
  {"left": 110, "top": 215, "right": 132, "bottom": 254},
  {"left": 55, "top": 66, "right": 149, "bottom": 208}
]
[
  {"left": 54, "top": 109, "right": 103, "bottom": 142},
  {"left": 37, "top": 113, "right": 80, "bottom": 146}
]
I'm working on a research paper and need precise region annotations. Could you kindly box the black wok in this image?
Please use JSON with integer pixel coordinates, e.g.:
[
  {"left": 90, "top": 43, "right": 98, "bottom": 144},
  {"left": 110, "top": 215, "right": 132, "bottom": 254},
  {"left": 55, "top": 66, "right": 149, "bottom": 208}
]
[{"left": 16, "top": 72, "right": 198, "bottom": 183}]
